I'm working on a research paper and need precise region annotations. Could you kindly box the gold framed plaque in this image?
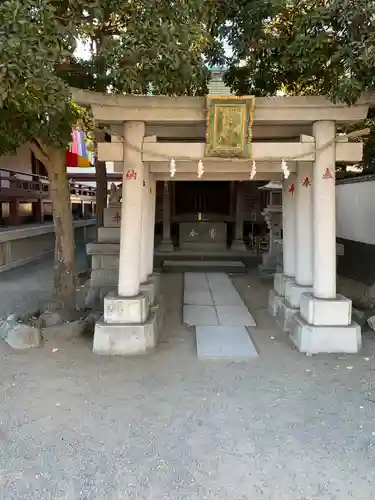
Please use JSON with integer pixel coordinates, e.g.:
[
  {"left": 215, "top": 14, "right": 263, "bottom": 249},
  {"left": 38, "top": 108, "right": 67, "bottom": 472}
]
[{"left": 205, "top": 95, "right": 255, "bottom": 158}]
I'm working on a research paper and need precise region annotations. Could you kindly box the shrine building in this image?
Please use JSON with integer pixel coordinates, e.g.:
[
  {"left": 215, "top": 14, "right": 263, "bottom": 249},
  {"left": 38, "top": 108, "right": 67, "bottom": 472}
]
[{"left": 74, "top": 89, "right": 370, "bottom": 356}]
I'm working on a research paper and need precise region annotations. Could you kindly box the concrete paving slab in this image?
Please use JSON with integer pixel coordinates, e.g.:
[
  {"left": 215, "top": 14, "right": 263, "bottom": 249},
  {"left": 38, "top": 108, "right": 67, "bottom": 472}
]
[
  {"left": 206, "top": 272, "right": 232, "bottom": 282},
  {"left": 216, "top": 305, "right": 256, "bottom": 327},
  {"left": 196, "top": 326, "right": 258, "bottom": 360},
  {"left": 163, "top": 261, "right": 246, "bottom": 273},
  {"left": 183, "top": 305, "right": 218, "bottom": 326},
  {"left": 211, "top": 290, "right": 244, "bottom": 306},
  {"left": 184, "top": 290, "right": 213, "bottom": 306},
  {"left": 184, "top": 273, "right": 209, "bottom": 291}
]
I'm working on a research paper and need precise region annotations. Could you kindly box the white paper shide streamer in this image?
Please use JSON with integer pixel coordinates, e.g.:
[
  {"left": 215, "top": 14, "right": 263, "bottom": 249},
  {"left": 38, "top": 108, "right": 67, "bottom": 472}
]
[
  {"left": 249, "top": 160, "right": 257, "bottom": 180},
  {"left": 281, "top": 159, "right": 290, "bottom": 179},
  {"left": 197, "top": 160, "right": 204, "bottom": 179},
  {"left": 169, "top": 158, "right": 176, "bottom": 177}
]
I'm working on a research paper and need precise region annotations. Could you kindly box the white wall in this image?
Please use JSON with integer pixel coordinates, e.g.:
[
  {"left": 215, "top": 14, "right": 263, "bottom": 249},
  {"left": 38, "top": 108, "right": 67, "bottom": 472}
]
[{"left": 336, "top": 178, "right": 375, "bottom": 245}]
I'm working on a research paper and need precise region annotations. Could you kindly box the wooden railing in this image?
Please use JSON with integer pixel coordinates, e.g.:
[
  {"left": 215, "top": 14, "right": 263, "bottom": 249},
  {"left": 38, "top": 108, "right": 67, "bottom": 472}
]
[{"left": 0, "top": 167, "right": 96, "bottom": 199}]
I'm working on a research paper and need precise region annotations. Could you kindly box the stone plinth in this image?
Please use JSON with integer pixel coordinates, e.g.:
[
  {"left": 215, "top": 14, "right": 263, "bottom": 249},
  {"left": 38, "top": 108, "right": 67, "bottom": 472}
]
[
  {"left": 104, "top": 294, "right": 149, "bottom": 324},
  {"left": 93, "top": 279, "right": 164, "bottom": 355},
  {"left": 98, "top": 227, "right": 120, "bottom": 242},
  {"left": 290, "top": 292, "right": 361, "bottom": 353},
  {"left": 179, "top": 221, "right": 227, "bottom": 251},
  {"left": 94, "top": 310, "right": 159, "bottom": 355},
  {"left": 290, "top": 314, "right": 361, "bottom": 354},
  {"left": 103, "top": 206, "right": 122, "bottom": 228},
  {"left": 86, "top": 204, "right": 121, "bottom": 306}
]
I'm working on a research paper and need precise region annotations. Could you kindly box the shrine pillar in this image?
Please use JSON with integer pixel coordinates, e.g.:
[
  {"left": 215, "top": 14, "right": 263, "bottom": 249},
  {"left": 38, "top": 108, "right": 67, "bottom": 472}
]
[
  {"left": 146, "top": 175, "right": 156, "bottom": 276},
  {"left": 117, "top": 122, "right": 145, "bottom": 296},
  {"left": 157, "top": 181, "right": 173, "bottom": 252},
  {"left": 139, "top": 170, "right": 158, "bottom": 305},
  {"left": 282, "top": 174, "right": 296, "bottom": 278},
  {"left": 277, "top": 163, "right": 314, "bottom": 331},
  {"left": 139, "top": 167, "right": 150, "bottom": 285},
  {"left": 231, "top": 181, "right": 247, "bottom": 251},
  {"left": 290, "top": 120, "right": 361, "bottom": 353},
  {"left": 268, "top": 174, "right": 296, "bottom": 317},
  {"left": 94, "top": 121, "right": 160, "bottom": 356}
]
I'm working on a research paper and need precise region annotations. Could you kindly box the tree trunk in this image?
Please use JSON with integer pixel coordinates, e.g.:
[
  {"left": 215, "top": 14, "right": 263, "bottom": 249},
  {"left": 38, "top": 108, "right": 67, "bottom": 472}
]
[
  {"left": 47, "top": 148, "right": 76, "bottom": 319},
  {"left": 95, "top": 160, "right": 107, "bottom": 230}
]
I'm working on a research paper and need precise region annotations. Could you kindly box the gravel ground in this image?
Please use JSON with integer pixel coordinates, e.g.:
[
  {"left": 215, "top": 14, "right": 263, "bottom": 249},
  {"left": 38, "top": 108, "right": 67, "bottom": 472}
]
[{"left": 0, "top": 270, "right": 375, "bottom": 499}]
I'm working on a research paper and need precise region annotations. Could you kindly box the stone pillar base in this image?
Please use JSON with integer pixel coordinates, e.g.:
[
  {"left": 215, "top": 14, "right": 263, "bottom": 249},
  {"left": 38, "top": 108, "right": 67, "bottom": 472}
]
[
  {"left": 268, "top": 289, "right": 283, "bottom": 317},
  {"left": 276, "top": 298, "right": 298, "bottom": 332},
  {"left": 93, "top": 293, "right": 158, "bottom": 355},
  {"left": 284, "top": 282, "right": 313, "bottom": 309},
  {"left": 300, "top": 293, "right": 352, "bottom": 326},
  {"left": 231, "top": 239, "right": 247, "bottom": 252},
  {"left": 273, "top": 273, "right": 295, "bottom": 298},
  {"left": 156, "top": 239, "right": 174, "bottom": 252},
  {"left": 93, "top": 312, "right": 159, "bottom": 355},
  {"left": 290, "top": 314, "right": 361, "bottom": 354}
]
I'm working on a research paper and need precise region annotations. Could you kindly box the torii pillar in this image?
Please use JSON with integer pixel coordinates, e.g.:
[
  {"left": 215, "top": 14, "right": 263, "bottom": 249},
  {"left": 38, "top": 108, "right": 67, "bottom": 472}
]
[
  {"left": 93, "top": 121, "right": 159, "bottom": 355},
  {"left": 290, "top": 121, "right": 361, "bottom": 353},
  {"left": 277, "top": 162, "right": 314, "bottom": 331},
  {"left": 268, "top": 173, "right": 296, "bottom": 316}
]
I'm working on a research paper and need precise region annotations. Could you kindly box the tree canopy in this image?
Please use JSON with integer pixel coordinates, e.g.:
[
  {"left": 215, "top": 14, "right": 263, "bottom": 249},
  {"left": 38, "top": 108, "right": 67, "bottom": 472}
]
[
  {"left": 216, "top": 0, "right": 375, "bottom": 105},
  {"left": 1, "top": 0, "right": 374, "bottom": 160},
  {"left": 0, "top": 0, "right": 216, "bottom": 156}
]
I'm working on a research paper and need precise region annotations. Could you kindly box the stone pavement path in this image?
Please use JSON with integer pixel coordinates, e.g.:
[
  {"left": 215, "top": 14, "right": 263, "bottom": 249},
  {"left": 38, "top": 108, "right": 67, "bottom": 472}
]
[
  {"left": 183, "top": 272, "right": 258, "bottom": 359},
  {"left": 0, "top": 271, "right": 375, "bottom": 499},
  {"left": 0, "top": 243, "right": 88, "bottom": 319}
]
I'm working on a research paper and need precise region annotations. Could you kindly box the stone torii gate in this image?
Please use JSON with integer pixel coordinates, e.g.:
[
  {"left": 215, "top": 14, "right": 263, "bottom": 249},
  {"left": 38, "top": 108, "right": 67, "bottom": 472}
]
[{"left": 74, "top": 89, "right": 369, "bottom": 355}]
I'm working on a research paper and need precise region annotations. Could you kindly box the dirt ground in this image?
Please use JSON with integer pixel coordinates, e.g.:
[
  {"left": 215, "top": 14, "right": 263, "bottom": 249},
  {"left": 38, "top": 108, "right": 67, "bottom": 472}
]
[{"left": 0, "top": 270, "right": 375, "bottom": 499}]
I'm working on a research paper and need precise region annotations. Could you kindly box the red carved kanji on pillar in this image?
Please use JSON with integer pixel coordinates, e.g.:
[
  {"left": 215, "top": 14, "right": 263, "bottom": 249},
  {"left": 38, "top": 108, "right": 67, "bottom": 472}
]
[
  {"left": 301, "top": 176, "right": 312, "bottom": 187},
  {"left": 322, "top": 168, "right": 333, "bottom": 179},
  {"left": 112, "top": 212, "right": 121, "bottom": 224},
  {"left": 289, "top": 183, "right": 295, "bottom": 195},
  {"left": 126, "top": 169, "right": 137, "bottom": 180}
]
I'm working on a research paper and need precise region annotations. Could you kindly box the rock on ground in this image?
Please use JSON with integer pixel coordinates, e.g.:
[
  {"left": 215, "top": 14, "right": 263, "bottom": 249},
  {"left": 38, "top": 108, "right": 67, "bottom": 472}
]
[
  {"left": 5, "top": 323, "right": 41, "bottom": 349},
  {"left": 42, "top": 319, "right": 86, "bottom": 343}
]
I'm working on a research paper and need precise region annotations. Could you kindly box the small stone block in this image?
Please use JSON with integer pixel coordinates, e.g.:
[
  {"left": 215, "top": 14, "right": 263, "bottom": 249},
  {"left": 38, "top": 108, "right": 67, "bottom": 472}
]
[
  {"left": 276, "top": 299, "right": 298, "bottom": 332},
  {"left": 103, "top": 207, "right": 122, "bottom": 227},
  {"left": 104, "top": 294, "right": 149, "bottom": 324},
  {"left": 284, "top": 282, "right": 313, "bottom": 309},
  {"left": 98, "top": 227, "right": 120, "bottom": 242},
  {"left": 290, "top": 314, "right": 361, "bottom": 354},
  {"left": 93, "top": 311, "right": 157, "bottom": 355},
  {"left": 300, "top": 293, "right": 352, "bottom": 326},
  {"left": 101, "top": 255, "right": 119, "bottom": 270},
  {"left": 90, "top": 269, "right": 118, "bottom": 286}
]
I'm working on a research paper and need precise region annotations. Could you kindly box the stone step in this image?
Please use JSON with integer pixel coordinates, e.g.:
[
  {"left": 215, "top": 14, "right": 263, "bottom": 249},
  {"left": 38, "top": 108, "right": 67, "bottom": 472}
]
[{"left": 163, "top": 260, "right": 246, "bottom": 274}]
